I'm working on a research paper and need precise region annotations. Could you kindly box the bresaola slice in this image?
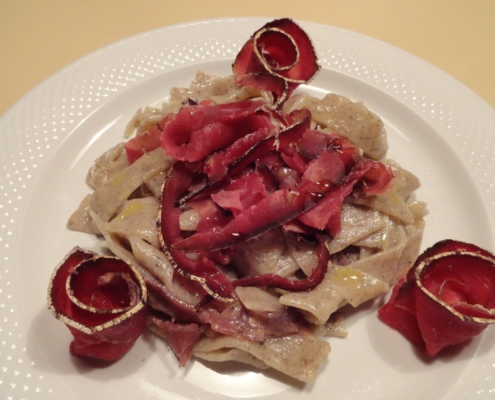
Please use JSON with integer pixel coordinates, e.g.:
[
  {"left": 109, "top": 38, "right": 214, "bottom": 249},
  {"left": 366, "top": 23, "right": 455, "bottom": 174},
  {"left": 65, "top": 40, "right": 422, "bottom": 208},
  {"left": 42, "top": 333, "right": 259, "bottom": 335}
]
[
  {"left": 124, "top": 114, "right": 173, "bottom": 164},
  {"left": 158, "top": 101, "right": 392, "bottom": 301},
  {"left": 47, "top": 247, "right": 147, "bottom": 361},
  {"left": 233, "top": 235, "right": 330, "bottom": 292},
  {"left": 147, "top": 315, "right": 201, "bottom": 367},
  {"left": 160, "top": 99, "right": 269, "bottom": 162},
  {"left": 233, "top": 18, "right": 320, "bottom": 108},
  {"left": 378, "top": 240, "right": 495, "bottom": 357}
]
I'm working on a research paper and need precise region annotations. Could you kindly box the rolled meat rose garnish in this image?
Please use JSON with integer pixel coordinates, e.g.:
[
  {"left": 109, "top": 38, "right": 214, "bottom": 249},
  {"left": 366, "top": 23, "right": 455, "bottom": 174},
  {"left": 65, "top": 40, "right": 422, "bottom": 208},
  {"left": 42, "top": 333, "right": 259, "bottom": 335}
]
[
  {"left": 233, "top": 18, "right": 320, "bottom": 108},
  {"left": 47, "top": 247, "right": 147, "bottom": 361},
  {"left": 379, "top": 240, "right": 495, "bottom": 357}
]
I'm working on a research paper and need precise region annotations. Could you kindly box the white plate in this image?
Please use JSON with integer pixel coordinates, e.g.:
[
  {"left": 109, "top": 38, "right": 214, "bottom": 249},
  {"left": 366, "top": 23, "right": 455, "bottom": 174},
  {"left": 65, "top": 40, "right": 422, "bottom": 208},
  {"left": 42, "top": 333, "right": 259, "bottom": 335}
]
[{"left": 1, "top": 17, "right": 495, "bottom": 400}]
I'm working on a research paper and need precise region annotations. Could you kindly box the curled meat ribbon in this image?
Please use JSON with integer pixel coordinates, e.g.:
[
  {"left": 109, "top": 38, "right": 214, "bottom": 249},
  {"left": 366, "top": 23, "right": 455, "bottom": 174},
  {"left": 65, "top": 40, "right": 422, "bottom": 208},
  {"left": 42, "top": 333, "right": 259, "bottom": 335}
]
[
  {"left": 379, "top": 240, "right": 495, "bottom": 357},
  {"left": 233, "top": 18, "right": 320, "bottom": 108},
  {"left": 48, "top": 247, "right": 147, "bottom": 361}
]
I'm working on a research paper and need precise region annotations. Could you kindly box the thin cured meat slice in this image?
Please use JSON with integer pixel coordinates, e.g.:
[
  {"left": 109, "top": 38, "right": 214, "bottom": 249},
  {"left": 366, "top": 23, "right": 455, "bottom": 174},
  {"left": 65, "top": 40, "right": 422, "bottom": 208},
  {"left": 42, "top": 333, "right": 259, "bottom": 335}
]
[
  {"left": 233, "top": 236, "right": 330, "bottom": 292},
  {"left": 125, "top": 99, "right": 270, "bottom": 165},
  {"left": 173, "top": 189, "right": 303, "bottom": 251},
  {"left": 47, "top": 247, "right": 147, "bottom": 361},
  {"left": 159, "top": 162, "right": 237, "bottom": 300},
  {"left": 298, "top": 158, "right": 392, "bottom": 233},
  {"left": 160, "top": 99, "right": 268, "bottom": 162},
  {"left": 148, "top": 316, "right": 202, "bottom": 366},
  {"left": 124, "top": 114, "right": 174, "bottom": 164},
  {"left": 204, "top": 128, "right": 273, "bottom": 183},
  {"left": 210, "top": 169, "right": 270, "bottom": 216},
  {"left": 233, "top": 18, "right": 320, "bottom": 108},
  {"left": 379, "top": 239, "right": 495, "bottom": 357},
  {"left": 198, "top": 302, "right": 306, "bottom": 342}
]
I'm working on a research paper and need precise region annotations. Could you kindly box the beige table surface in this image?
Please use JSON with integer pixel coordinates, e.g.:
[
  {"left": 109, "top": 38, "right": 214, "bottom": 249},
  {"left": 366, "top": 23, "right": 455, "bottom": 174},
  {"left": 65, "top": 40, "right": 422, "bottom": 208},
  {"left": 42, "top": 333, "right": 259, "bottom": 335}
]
[{"left": 1, "top": 0, "right": 495, "bottom": 117}]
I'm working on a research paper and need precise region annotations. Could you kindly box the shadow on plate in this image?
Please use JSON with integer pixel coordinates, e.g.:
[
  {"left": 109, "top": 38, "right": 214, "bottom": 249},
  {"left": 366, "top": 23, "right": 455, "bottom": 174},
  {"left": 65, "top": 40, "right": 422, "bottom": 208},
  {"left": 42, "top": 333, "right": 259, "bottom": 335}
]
[
  {"left": 26, "top": 306, "right": 156, "bottom": 381},
  {"left": 366, "top": 294, "right": 495, "bottom": 371},
  {"left": 195, "top": 358, "right": 308, "bottom": 390}
]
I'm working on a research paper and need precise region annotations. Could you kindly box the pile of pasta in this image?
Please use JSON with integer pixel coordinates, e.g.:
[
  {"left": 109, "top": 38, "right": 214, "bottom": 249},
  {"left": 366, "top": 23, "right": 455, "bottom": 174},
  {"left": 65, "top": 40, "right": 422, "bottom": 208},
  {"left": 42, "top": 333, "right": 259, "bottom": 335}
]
[{"left": 68, "top": 69, "right": 427, "bottom": 383}]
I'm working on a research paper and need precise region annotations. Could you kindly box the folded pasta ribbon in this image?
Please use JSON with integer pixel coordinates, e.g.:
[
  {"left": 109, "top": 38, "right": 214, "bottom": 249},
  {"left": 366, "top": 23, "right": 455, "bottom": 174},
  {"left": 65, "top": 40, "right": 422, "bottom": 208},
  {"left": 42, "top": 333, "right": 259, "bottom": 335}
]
[
  {"left": 379, "top": 240, "right": 495, "bottom": 357},
  {"left": 47, "top": 247, "right": 147, "bottom": 361}
]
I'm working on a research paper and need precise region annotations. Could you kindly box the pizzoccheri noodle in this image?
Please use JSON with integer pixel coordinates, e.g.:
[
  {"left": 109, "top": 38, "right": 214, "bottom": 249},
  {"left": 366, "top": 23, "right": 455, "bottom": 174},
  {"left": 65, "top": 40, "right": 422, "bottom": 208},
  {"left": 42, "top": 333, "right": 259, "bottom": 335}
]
[{"left": 63, "top": 19, "right": 427, "bottom": 383}]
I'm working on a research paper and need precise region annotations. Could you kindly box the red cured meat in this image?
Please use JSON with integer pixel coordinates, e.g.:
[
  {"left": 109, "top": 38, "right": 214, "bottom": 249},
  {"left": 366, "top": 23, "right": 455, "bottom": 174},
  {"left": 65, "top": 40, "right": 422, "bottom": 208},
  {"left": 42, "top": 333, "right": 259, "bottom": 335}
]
[
  {"left": 125, "top": 124, "right": 162, "bottom": 164},
  {"left": 159, "top": 162, "right": 236, "bottom": 300},
  {"left": 237, "top": 73, "right": 289, "bottom": 106},
  {"left": 210, "top": 170, "right": 268, "bottom": 215},
  {"left": 153, "top": 20, "right": 392, "bottom": 302},
  {"left": 298, "top": 158, "right": 391, "bottom": 232},
  {"left": 233, "top": 236, "right": 330, "bottom": 292},
  {"left": 47, "top": 247, "right": 147, "bottom": 361},
  {"left": 124, "top": 114, "right": 174, "bottom": 164},
  {"left": 296, "top": 129, "right": 328, "bottom": 159},
  {"left": 233, "top": 18, "right": 320, "bottom": 108},
  {"left": 379, "top": 240, "right": 495, "bottom": 357},
  {"left": 298, "top": 149, "right": 345, "bottom": 191},
  {"left": 149, "top": 316, "right": 201, "bottom": 366},
  {"left": 159, "top": 105, "right": 392, "bottom": 301},
  {"left": 204, "top": 128, "right": 274, "bottom": 183},
  {"left": 160, "top": 100, "right": 267, "bottom": 161},
  {"left": 198, "top": 302, "right": 306, "bottom": 342},
  {"left": 145, "top": 278, "right": 202, "bottom": 324},
  {"left": 173, "top": 189, "right": 303, "bottom": 251}
]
